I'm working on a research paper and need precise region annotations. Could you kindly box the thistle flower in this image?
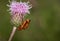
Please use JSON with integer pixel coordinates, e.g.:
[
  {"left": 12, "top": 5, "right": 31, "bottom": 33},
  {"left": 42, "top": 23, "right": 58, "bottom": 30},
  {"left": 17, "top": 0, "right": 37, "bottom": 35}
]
[
  {"left": 9, "top": 1, "right": 32, "bottom": 14},
  {"left": 7, "top": 0, "right": 32, "bottom": 26}
]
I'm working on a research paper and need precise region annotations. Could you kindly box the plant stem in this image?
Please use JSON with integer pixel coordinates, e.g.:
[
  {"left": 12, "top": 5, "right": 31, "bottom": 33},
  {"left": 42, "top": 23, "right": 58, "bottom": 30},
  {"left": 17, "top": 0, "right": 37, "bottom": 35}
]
[{"left": 8, "top": 26, "right": 17, "bottom": 41}]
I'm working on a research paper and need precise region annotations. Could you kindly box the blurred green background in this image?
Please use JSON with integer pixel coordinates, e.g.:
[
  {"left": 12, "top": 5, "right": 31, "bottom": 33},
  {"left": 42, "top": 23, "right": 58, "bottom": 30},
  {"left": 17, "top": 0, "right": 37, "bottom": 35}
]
[{"left": 0, "top": 0, "right": 60, "bottom": 41}]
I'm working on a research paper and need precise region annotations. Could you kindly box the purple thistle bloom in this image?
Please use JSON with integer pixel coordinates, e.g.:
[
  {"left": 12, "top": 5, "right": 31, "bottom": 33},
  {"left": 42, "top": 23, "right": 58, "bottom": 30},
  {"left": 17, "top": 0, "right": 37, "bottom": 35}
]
[
  {"left": 7, "top": 0, "right": 32, "bottom": 26},
  {"left": 7, "top": 0, "right": 32, "bottom": 15}
]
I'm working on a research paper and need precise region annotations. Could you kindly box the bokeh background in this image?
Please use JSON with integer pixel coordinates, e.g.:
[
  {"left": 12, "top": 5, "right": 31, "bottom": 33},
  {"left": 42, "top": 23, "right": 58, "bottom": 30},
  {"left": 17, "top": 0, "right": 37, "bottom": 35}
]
[{"left": 0, "top": 0, "right": 60, "bottom": 41}]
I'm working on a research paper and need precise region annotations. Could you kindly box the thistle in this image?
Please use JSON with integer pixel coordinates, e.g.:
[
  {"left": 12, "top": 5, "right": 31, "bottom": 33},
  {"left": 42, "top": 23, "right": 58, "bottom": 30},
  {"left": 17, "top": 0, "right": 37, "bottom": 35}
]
[
  {"left": 7, "top": 0, "right": 32, "bottom": 41},
  {"left": 7, "top": 0, "right": 32, "bottom": 27}
]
